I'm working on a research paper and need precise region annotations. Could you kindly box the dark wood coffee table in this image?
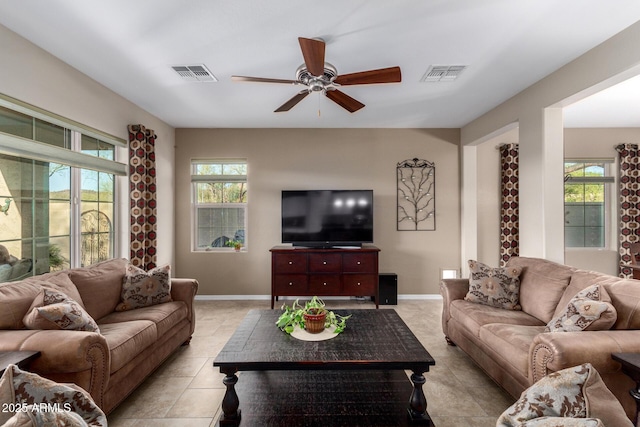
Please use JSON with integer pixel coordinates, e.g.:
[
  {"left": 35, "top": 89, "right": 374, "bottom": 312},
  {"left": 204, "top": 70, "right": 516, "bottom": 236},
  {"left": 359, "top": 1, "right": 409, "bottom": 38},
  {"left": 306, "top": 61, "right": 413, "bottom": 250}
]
[
  {"left": 213, "top": 309, "right": 435, "bottom": 426},
  {"left": 0, "top": 351, "right": 41, "bottom": 376}
]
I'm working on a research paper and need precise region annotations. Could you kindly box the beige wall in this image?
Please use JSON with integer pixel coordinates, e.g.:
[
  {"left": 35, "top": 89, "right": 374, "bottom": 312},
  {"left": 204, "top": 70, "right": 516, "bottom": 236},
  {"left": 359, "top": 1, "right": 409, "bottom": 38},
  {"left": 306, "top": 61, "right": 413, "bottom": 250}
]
[
  {"left": 0, "top": 24, "right": 176, "bottom": 267},
  {"left": 175, "top": 128, "right": 460, "bottom": 296}
]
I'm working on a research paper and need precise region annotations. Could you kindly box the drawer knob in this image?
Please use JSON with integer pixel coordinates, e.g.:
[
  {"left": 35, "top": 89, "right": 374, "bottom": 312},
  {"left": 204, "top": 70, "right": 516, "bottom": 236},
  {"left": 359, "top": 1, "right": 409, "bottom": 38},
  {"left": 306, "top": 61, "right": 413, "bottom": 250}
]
[
  {"left": 288, "top": 261, "right": 293, "bottom": 265},
  {"left": 357, "top": 282, "right": 361, "bottom": 286},
  {"left": 323, "top": 261, "right": 327, "bottom": 265},
  {"left": 289, "top": 282, "right": 293, "bottom": 286},
  {"left": 323, "top": 282, "right": 327, "bottom": 286},
  {"left": 357, "top": 261, "right": 361, "bottom": 265}
]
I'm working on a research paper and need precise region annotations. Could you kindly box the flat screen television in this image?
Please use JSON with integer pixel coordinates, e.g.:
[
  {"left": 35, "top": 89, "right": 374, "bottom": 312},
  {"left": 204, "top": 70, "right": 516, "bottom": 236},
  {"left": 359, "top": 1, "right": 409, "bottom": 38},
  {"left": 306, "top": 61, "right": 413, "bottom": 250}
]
[{"left": 281, "top": 190, "right": 374, "bottom": 247}]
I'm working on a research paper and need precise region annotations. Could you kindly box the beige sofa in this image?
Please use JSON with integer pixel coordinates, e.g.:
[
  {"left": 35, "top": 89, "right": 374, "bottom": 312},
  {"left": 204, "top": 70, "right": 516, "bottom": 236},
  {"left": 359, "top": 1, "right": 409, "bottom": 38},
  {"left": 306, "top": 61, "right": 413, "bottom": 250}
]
[
  {"left": 441, "top": 256, "right": 640, "bottom": 421},
  {"left": 0, "top": 258, "right": 198, "bottom": 414}
]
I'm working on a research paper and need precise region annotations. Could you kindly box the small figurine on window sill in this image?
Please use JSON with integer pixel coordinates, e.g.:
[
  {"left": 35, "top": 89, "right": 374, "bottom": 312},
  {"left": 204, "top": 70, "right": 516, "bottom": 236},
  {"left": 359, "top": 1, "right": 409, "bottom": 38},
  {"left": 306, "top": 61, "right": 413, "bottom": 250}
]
[{"left": 0, "top": 198, "right": 11, "bottom": 215}]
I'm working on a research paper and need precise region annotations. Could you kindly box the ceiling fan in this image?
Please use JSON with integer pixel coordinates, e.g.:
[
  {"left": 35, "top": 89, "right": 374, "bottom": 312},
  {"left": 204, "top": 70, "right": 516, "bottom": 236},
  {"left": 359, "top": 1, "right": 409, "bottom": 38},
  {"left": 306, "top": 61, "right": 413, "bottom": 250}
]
[{"left": 231, "top": 37, "right": 401, "bottom": 113}]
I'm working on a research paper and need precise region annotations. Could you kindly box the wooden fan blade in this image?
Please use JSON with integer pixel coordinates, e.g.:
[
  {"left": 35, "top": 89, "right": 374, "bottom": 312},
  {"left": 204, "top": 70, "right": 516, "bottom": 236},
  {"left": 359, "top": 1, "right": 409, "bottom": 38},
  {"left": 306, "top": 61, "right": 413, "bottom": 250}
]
[
  {"left": 334, "top": 66, "right": 401, "bottom": 86},
  {"left": 275, "top": 90, "right": 310, "bottom": 112},
  {"left": 232, "top": 75, "right": 299, "bottom": 85},
  {"left": 325, "top": 89, "right": 365, "bottom": 113},
  {"left": 298, "top": 37, "right": 325, "bottom": 77}
]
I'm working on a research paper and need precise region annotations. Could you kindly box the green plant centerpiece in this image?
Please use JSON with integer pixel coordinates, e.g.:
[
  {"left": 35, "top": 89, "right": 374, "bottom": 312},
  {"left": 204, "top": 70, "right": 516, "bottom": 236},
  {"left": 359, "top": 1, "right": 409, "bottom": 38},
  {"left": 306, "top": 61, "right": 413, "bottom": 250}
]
[
  {"left": 225, "top": 239, "right": 243, "bottom": 251},
  {"left": 276, "top": 296, "right": 351, "bottom": 335}
]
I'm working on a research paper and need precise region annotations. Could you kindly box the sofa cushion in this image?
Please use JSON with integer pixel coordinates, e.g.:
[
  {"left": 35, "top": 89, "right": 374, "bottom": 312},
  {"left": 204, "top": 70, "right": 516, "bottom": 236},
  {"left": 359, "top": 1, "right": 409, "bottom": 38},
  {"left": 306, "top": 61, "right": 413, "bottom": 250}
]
[
  {"left": 115, "top": 264, "right": 172, "bottom": 312},
  {"left": 99, "top": 320, "right": 157, "bottom": 374},
  {"left": 0, "top": 273, "right": 83, "bottom": 330},
  {"left": 23, "top": 271, "right": 83, "bottom": 306},
  {"left": 465, "top": 260, "right": 523, "bottom": 310},
  {"left": 99, "top": 301, "right": 187, "bottom": 338},
  {"left": 602, "top": 279, "right": 640, "bottom": 330},
  {"left": 450, "top": 299, "right": 544, "bottom": 337},
  {"left": 0, "top": 281, "right": 43, "bottom": 330},
  {"left": 70, "top": 258, "right": 128, "bottom": 321},
  {"left": 23, "top": 288, "right": 100, "bottom": 333},
  {"left": 545, "top": 285, "right": 616, "bottom": 333},
  {"left": 507, "top": 257, "right": 574, "bottom": 323},
  {"left": 496, "top": 363, "right": 633, "bottom": 427},
  {"left": 479, "top": 323, "right": 545, "bottom": 379}
]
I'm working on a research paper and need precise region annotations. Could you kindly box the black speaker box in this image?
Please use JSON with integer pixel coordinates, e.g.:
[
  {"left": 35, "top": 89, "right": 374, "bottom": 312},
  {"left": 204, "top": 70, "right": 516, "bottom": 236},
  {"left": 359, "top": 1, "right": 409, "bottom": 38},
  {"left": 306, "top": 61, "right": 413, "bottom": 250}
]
[{"left": 378, "top": 273, "right": 397, "bottom": 305}]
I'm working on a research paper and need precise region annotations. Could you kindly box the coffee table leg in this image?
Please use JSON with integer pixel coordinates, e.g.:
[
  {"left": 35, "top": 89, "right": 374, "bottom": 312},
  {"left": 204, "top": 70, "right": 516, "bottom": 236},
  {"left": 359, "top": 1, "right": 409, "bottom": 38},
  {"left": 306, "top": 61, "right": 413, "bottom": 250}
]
[
  {"left": 408, "top": 371, "right": 433, "bottom": 425},
  {"left": 219, "top": 369, "right": 241, "bottom": 426}
]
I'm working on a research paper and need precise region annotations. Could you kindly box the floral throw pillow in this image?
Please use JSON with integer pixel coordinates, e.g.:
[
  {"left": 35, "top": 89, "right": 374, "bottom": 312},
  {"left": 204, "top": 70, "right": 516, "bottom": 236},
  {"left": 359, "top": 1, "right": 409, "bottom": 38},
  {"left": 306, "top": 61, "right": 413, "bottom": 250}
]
[
  {"left": 497, "top": 363, "right": 632, "bottom": 427},
  {"left": 115, "top": 263, "right": 172, "bottom": 311},
  {"left": 23, "top": 287, "right": 99, "bottom": 333},
  {"left": 545, "top": 285, "right": 616, "bottom": 333},
  {"left": 464, "top": 260, "right": 522, "bottom": 310},
  {"left": 0, "top": 364, "right": 107, "bottom": 426}
]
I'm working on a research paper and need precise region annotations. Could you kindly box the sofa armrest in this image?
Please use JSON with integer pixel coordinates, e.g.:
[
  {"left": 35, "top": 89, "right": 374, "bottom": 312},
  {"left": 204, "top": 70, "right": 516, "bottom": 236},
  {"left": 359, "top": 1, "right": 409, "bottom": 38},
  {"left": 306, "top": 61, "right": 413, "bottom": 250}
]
[
  {"left": 530, "top": 330, "right": 640, "bottom": 383},
  {"left": 440, "top": 279, "right": 469, "bottom": 339},
  {"left": 0, "top": 329, "right": 110, "bottom": 408},
  {"left": 440, "top": 279, "right": 469, "bottom": 302},
  {"left": 171, "top": 278, "right": 198, "bottom": 336}
]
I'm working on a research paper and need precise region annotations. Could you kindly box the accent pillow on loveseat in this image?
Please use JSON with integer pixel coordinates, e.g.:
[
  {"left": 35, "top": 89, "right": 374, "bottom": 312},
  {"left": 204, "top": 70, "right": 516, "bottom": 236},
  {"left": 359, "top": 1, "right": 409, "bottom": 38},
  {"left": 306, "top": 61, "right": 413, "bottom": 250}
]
[
  {"left": 496, "top": 363, "right": 632, "bottom": 427},
  {"left": 115, "top": 263, "right": 171, "bottom": 311},
  {"left": 545, "top": 285, "right": 616, "bottom": 333},
  {"left": 22, "top": 287, "right": 100, "bottom": 332},
  {"left": 465, "top": 260, "right": 523, "bottom": 310}
]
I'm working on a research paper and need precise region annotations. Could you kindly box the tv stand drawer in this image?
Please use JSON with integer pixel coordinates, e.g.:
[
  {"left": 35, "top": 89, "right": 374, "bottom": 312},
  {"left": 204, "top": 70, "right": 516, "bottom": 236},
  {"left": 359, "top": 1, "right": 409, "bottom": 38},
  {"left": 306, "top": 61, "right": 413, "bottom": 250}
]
[
  {"left": 343, "top": 274, "right": 377, "bottom": 294},
  {"left": 274, "top": 253, "right": 307, "bottom": 273},
  {"left": 273, "top": 275, "right": 308, "bottom": 294},
  {"left": 309, "top": 254, "right": 342, "bottom": 273},
  {"left": 309, "top": 275, "right": 341, "bottom": 294},
  {"left": 343, "top": 253, "right": 376, "bottom": 272}
]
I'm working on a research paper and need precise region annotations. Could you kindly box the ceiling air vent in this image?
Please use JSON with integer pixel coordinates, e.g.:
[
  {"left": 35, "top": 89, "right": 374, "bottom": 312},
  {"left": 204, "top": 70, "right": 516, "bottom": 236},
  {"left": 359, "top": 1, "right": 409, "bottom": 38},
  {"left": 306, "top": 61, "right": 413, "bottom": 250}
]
[
  {"left": 171, "top": 64, "right": 217, "bottom": 82},
  {"left": 421, "top": 65, "right": 466, "bottom": 82}
]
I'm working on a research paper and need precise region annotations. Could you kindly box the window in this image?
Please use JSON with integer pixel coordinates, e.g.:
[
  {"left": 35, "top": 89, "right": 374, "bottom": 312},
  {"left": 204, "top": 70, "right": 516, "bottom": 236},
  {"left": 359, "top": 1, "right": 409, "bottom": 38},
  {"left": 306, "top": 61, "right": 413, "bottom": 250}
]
[
  {"left": 564, "top": 160, "right": 614, "bottom": 248},
  {"left": 192, "top": 159, "right": 247, "bottom": 251},
  {"left": 0, "top": 95, "right": 126, "bottom": 282}
]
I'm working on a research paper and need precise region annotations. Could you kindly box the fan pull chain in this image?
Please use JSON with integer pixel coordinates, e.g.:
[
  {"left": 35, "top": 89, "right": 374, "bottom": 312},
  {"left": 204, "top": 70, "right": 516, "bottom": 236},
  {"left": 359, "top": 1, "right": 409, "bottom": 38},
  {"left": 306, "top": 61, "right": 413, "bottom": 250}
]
[{"left": 318, "top": 94, "right": 321, "bottom": 117}]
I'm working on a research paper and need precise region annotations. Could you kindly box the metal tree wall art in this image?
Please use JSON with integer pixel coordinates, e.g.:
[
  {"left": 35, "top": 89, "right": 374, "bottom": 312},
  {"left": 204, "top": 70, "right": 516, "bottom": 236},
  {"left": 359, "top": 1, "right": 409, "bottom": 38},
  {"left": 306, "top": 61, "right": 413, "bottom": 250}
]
[{"left": 397, "top": 158, "right": 435, "bottom": 231}]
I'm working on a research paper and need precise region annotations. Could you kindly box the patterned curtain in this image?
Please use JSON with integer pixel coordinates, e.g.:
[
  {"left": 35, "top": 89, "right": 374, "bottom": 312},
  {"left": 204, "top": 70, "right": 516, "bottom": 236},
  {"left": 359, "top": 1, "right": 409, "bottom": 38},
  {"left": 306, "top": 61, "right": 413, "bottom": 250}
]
[
  {"left": 615, "top": 144, "right": 640, "bottom": 278},
  {"left": 128, "top": 124, "right": 157, "bottom": 270},
  {"left": 500, "top": 144, "right": 519, "bottom": 267}
]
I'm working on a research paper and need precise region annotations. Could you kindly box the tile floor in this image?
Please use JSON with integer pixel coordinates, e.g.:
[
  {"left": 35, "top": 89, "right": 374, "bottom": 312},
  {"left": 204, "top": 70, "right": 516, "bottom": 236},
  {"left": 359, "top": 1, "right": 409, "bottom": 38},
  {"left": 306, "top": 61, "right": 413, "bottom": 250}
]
[{"left": 107, "top": 299, "right": 514, "bottom": 426}]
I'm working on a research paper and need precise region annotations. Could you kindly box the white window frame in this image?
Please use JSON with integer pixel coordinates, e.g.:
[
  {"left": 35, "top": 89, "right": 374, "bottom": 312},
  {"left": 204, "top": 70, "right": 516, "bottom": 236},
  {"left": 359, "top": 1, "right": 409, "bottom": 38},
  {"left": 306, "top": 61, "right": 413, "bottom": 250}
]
[
  {"left": 564, "top": 158, "right": 615, "bottom": 250},
  {"left": 191, "top": 159, "right": 248, "bottom": 252},
  {"left": 0, "top": 93, "right": 125, "bottom": 272}
]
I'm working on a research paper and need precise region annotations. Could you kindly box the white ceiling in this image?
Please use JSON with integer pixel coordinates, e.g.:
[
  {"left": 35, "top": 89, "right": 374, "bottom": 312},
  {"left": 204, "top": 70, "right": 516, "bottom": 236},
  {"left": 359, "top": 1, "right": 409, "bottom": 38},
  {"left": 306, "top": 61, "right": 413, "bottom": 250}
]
[{"left": 1, "top": 0, "right": 640, "bottom": 129}]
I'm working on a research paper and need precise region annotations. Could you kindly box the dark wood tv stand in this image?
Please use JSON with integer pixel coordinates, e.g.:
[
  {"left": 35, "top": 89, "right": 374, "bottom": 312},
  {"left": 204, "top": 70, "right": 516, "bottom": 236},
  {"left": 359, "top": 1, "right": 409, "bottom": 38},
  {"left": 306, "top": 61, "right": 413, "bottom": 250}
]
[{"left": 270, "top": 245, "right": 380, "bottom": 309}]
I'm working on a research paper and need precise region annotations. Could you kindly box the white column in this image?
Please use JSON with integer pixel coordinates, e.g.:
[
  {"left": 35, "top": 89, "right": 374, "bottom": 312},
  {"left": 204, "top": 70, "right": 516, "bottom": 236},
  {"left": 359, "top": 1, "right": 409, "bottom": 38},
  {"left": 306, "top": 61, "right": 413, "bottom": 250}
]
[
  {"left": 461, "top": 145, "right": 478, "bottom": 277},
  {"left": 518, "top": 107, "right": 565, "bottom": 262}
]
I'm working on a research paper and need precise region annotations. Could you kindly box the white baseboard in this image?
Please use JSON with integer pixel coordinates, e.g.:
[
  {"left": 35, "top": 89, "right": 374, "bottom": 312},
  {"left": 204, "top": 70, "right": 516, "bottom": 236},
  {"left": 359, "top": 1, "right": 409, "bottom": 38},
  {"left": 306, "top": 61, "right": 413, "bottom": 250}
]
[{"left": 194, "top": 294, "right": 442, "bottom": 301}]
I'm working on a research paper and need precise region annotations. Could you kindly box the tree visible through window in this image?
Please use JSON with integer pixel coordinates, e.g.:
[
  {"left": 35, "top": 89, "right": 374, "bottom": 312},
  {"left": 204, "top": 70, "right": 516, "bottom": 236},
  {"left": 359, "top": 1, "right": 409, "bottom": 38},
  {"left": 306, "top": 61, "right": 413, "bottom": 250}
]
[
  {"left": 564, "top": 160, "right": 613, "bottom": 248},
  {"left": 192, "top": 160, "right": 247, "bottom": 250}
]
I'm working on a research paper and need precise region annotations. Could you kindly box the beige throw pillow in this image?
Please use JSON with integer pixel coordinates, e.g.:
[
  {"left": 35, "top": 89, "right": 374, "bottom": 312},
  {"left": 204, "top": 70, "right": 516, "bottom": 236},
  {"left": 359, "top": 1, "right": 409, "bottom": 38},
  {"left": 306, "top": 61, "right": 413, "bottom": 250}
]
[
  {"left": 497, "top": 363, "right": 632, "bottom": 427},
  {"left": 115, "top": 263, "right": 172, "bottom": 311},
  {"left": 23, "top": 287, "right": 99, "bottom": 333},
  {"left": 545, "top": 285, "right": 616, "bottom": 333},
  {"left": 465, "top": 260, "right": 522, "bottom": 310}
]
